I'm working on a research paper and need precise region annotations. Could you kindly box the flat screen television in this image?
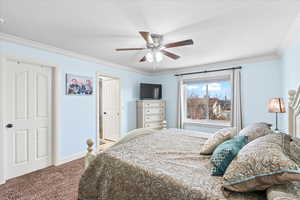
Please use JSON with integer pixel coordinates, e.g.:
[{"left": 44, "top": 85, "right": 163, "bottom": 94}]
[{"left": 140, "top": 83, "right": 162, "bottom": 100}]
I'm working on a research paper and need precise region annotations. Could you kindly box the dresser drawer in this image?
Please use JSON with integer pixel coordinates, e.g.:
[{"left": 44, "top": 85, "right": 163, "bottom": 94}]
[
  {"left": 144, "top": 122, "right": 162, "bottom": 129},
  {"left": 144, "top": 102, "right": 165, "bottom": 108},
  {"left": 137, "top": 100, "right": 166, "bottom": 129},
  {"left": 145, "top": 107, "right": 164, "bottom": 114},
  {"left": 145, "top": 114, "right": 164, "bottom": 122}
]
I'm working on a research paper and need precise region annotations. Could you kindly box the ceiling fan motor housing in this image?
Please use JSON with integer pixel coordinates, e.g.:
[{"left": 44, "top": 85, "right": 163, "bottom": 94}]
[{"left": 148, "top": 33, "right": 163, "bottom": 49}]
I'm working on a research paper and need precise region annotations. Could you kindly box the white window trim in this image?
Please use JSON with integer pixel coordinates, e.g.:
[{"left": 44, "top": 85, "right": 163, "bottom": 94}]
[
  {"left": 182, "top": 70, "right": 234, "bottom": 127},
  {"left": 184, "top": 119, "right": 232, "bottom": 128}
]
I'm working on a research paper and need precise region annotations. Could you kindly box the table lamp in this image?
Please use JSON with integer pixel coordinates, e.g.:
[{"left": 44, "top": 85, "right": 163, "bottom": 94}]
[{"left": 268, "top": 98, "right": 286, "bottom": 131}]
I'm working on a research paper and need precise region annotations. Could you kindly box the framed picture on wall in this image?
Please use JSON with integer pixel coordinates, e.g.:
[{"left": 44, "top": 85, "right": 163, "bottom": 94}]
[{"left": 66, "top": 74, "right": 93, "bottom": 95}]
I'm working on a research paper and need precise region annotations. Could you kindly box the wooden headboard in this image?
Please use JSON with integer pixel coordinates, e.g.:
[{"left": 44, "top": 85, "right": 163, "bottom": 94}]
[{"left": 288, "top": 87, "right": 300, "bottom": 138}]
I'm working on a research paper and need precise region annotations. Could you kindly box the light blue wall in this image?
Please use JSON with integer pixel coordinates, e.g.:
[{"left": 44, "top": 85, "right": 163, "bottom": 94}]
[
  {"left": 0, "top": 41, "right": 152, "bottom": 158},
  {"left": 151, "top": 60, "right": 283, "bottom": 133},
  {"left": 0, "top": 40, "right": 284, "bottom": 160},
  {"left": 281, "top": 34, "right": 300, "bottom": 132}
]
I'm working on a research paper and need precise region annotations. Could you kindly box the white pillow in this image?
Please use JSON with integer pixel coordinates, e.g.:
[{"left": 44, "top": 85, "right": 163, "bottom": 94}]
[
  {"left": 239, "top": 122, "right": 271, "bottom": 142},
  {"left": 200, "top": 127, "right": 236, "bottom": 155}
]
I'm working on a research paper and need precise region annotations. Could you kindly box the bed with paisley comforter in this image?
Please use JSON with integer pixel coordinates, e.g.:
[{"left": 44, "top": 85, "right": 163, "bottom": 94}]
[{"left": 79, "top": 129, "right": 274, "bottom": 200}]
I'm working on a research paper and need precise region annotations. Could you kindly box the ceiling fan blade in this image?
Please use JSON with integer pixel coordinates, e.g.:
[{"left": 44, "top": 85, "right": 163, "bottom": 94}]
[
  {"left": 139, "top": 56, "right": 146, "bottom": 62},
  {"left": 139, "top": 31, "right": 153, "bottom": 44},
  {"left": 161, "top": 50, "right": 180, "bottom": 60},
  {"left": 164, "top": 39, "right": 194, "bottom": 48},
  {"left": 116, "top": 48, "right": 145, "bottom": 51}
]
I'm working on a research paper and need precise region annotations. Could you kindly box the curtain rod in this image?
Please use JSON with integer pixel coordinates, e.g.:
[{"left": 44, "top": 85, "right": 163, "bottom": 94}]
[{"left": 174, "top": 66, "right": 242, "bottom": 76}]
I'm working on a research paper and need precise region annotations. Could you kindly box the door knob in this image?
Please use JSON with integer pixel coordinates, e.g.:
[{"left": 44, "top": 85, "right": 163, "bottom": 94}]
[
  {"left": 6, "top": 124, "right": 13, "bottom": 128},
  {"left": 104, "top": 112, "right": 107, "bottom": 115}
]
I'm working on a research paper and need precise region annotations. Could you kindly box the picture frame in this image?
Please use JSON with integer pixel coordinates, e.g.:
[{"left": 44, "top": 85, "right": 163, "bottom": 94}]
[{"left": 66, "top": 74, "right": 93, "bottom": 95}]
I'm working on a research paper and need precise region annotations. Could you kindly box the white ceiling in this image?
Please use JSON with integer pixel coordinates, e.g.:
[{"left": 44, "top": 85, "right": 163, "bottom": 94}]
[{"left": 1, "top": 0, "right": 300, "bottom": 72}]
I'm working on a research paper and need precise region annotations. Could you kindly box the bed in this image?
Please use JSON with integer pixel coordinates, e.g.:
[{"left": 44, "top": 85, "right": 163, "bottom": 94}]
[{"left": 78, "top": 87, "right": 300, "bottom": 200}]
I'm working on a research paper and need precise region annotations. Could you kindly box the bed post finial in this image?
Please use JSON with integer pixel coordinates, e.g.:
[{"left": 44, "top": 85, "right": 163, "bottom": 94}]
[
  {"left": 288, "top": 90, "right": 296, "bottom": 106},
  {"left": 85, "top": 139, "right": 96, "bottom": 170},
  {"left": 87, "top": 139, "right": 94, "bottom": 152},
  {"left": 162, "top": 120, "right": 167, "bottom": 129}
]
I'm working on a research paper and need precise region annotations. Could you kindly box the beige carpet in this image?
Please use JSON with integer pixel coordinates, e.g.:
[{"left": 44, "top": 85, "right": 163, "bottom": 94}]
[{"left": 0, "top": 158, "right": 84, "bottom": 200}]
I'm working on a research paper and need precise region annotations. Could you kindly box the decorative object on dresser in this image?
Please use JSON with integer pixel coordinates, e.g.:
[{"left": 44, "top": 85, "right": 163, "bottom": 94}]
[
  {"left": 137, "top": 100, "right": 166, "bottom": 129},
  {"left": 268, "top": 98, "right": 286, "bottom": 131}
]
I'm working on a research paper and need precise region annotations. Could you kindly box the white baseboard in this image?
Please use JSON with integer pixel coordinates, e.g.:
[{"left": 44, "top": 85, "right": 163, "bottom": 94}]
[
  {"left": 0, "top": 179, "right": 5, "bottom": 185},
  {"left": 54, "top": 151, "right": 86, "bottom": 166}
]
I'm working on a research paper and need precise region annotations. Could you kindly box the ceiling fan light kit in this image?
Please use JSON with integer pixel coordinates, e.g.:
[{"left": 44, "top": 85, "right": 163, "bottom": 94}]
[
  {"left": 146, "top": 50, "right": 163, "bottom": 63},
  {"left": 146, "top": 51, "right": 154, "bottom": 63},
  {"left": 155, "top": 51, "right": 163, "bottom": 62},
  {"left": 116, "top": 31, "right": 194, "bottom": 66}
]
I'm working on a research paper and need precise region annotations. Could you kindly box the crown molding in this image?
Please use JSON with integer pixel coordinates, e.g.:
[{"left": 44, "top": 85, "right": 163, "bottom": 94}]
[
  {"left": 0, "top": 32, "right": 152, "bottom": 76},
  {"left": 150, "top": 52, "right": 280, "bottom": 76}
]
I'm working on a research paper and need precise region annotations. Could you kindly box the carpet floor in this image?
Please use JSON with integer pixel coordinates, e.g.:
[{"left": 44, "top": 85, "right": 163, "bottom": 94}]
[{"left": 0, "top": 158, "right": 84, "bottom": 200}]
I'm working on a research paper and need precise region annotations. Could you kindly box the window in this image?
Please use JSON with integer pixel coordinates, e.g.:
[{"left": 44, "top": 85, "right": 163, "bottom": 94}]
[{"left": 184, "top": 79, "right": 232, "bottom": 126}]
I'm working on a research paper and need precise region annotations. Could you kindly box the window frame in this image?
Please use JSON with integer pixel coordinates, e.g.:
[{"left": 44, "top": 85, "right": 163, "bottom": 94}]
[{"left": 182, "top": 72, "right": 233, "bottom": 127}]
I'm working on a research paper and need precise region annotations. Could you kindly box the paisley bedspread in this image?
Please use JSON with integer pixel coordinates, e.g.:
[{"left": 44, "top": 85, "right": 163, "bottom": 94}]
[
  {"left": 78, "top": 129, "right": 267, "bottom": 200},
  {"left": 267, "top": 181, "right": 300, "bottom": 200}
]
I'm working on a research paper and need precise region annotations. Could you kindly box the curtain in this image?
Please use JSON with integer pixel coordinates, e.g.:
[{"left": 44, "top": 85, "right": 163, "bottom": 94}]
[
  {"left": 232, "top": 69, "right": 243, "bottom": 132},
  {"left": 177, "top": 77, "right": 184, "bottom": 128}
]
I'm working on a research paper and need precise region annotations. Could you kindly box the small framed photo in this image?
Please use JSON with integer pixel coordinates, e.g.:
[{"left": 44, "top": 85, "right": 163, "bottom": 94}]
[{"left": 66, "top": 74, "right": 93, "bottom": 95}]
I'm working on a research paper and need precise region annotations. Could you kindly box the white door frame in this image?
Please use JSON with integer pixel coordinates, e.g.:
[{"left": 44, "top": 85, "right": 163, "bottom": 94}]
[
  {"left": 96, "top": 72, "right": 122, "bottom": 150},
  {"left": 0, "top": 54, "right": 61, "bottom": 184}
]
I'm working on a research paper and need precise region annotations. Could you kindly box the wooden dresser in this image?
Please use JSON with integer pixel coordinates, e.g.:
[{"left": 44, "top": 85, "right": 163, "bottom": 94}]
[{"left": 137, "top": 100, "right": 166, "bottom": 129}]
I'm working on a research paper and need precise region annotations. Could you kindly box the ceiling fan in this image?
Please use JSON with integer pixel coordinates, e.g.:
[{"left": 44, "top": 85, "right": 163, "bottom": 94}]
[{"left": 116, "top": 31, "right": 194, "bottom": 63}]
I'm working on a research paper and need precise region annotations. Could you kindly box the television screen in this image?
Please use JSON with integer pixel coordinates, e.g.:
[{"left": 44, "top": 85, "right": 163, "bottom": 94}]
[{"left": 140, "top": 83, "right": 162, "bottom": 100}]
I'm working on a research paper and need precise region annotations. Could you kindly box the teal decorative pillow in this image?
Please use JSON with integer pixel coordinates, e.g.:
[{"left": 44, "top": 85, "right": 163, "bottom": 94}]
[{"left": 211, "top": 136, "right": 248, "bottom": 176}]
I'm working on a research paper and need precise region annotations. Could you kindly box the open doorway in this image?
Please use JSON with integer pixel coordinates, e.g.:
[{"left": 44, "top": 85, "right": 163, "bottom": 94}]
[{"left": 96, "top": 74, "right": 121, "bottom": 150}]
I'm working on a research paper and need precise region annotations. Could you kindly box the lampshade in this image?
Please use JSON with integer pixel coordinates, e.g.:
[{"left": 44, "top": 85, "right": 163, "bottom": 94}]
[{"left": 268, "top": 98, "right": 286, "bottom": 113}]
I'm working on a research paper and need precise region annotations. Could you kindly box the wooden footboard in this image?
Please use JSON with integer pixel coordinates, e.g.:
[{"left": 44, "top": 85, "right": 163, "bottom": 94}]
[
  {"left": 84, "top": 139, "right": 96, "bottom": 169},
  {"left": 84, "top": 121, "right": 168, "bottom": 169}
]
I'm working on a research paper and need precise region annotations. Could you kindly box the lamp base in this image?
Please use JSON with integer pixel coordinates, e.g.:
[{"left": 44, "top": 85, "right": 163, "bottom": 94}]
[{"left": 274, "top": 112, "right": 278, "bottom": 131}]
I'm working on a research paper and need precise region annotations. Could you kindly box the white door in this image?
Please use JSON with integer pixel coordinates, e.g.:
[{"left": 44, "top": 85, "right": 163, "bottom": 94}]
[
  {"left": 4, "top": 60, "right": 52, "bottom": 179},
  {"left": 102, "top": 78, "right": 120, "bottom": 141}
]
